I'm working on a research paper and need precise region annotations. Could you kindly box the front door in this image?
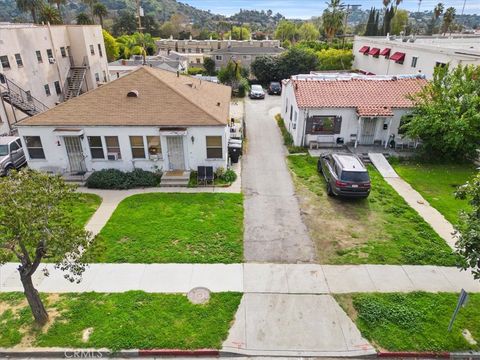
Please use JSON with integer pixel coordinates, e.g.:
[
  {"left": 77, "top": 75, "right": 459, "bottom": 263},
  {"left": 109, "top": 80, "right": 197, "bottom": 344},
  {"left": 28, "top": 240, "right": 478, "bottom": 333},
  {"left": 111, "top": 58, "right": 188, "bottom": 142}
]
[
  {"left": 360, "top": 118, "right": 376, "bottom": 145},
  {"left": 167, "top": 136, "right": 185, "bottom": 170},
  {"left": 64, "top": 136, "right": 86, "bottom": 174}
]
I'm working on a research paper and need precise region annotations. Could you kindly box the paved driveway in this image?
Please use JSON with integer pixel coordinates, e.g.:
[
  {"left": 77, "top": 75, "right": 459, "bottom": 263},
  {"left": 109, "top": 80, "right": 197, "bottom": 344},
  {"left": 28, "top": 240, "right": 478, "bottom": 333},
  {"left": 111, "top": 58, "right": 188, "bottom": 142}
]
[{"left": 242, "top": 96, "right": 316, "bottom": 263}]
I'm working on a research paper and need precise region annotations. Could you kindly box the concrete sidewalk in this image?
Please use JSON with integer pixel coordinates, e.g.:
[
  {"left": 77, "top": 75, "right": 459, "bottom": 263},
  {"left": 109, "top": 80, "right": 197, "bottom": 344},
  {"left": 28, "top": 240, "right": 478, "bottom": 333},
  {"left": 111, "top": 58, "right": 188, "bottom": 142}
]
[
  {"left": 369, "top": 152, "right": 457, "bottom": 250},
  {"left": 2, "top": 263, "right": 478, "bottom": 294}
]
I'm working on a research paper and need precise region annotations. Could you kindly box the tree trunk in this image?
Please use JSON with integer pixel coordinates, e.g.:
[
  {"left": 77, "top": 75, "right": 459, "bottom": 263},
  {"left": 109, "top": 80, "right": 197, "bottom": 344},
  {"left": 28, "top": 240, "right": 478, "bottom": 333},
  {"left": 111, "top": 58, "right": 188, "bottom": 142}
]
[
  {"left": 99, "top": 15, "right": 103, "bottom": 28},
  {"left": 31, "top": 8, "right": 37, "bottom": 24},
  {"left": 20, "top": 273, "right": 49, "bottom": 326}
]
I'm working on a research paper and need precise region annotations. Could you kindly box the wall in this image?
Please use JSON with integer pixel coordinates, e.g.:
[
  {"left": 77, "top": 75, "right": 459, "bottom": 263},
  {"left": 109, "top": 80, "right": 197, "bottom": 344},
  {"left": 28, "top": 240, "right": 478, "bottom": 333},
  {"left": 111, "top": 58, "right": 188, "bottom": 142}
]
[
  {"left": 17, "top": 125, "right": 229, "bottom": 173},
  {"left": 157, "top": 39, "right": 281, "bottom": 53}
]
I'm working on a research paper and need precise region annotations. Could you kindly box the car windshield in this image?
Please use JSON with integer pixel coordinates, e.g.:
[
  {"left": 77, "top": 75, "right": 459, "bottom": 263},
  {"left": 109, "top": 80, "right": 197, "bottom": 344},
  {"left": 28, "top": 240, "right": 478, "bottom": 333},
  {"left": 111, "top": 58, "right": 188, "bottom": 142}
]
[
  {"left": 270, "top": 83, "right": 280, "bottom": 89},
  {"left": 341, "top": 171, "right": 369, "bottom": 182},
  {"left": 252, "top": 85, "right": 263, "bottom": 91},
  {"left": 0, "top": 144, "right": 8, "bottom": 156}
]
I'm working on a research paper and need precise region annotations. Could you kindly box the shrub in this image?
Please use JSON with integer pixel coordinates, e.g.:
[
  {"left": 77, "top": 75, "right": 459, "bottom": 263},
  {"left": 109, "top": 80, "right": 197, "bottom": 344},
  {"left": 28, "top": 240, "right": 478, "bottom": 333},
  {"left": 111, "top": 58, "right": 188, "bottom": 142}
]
[
  {"left": 187, "top": 67, "right": 204, "bottom": 75},
  {"left": 221, "top": 169, "right": 237, "bottom": 183},
  {"left": 275, "top": 114, "right": 307, "bottom": 154},
  {"left": 86, "top": 168, "right": 161, "bottom": 189},
  {"left": 237, "top": 78, "right": 250, "bottom": 98}
]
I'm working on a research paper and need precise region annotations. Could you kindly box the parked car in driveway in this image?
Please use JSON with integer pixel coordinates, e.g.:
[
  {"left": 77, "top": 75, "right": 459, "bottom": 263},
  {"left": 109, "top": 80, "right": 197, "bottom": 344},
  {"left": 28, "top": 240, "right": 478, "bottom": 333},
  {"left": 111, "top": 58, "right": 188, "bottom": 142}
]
[
  {"left": 0, "top": 136, "right": 26, "bottom": 176},
  {"left": 249, "top": 84, "right": 265, "bottom": 99},
  {"left": 318, "top": 153, "right": 371, "bottom": 198},
  {"left": 268, "top": 82, "right": 282, "bottom": 95}
]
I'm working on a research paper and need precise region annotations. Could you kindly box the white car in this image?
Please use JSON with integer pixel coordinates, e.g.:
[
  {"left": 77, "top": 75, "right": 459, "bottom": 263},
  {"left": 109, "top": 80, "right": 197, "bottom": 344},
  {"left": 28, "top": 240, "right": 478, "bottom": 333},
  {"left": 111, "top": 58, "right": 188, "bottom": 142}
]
[{"left": 249, "top": 84, "right": 265, "bottom": 99}]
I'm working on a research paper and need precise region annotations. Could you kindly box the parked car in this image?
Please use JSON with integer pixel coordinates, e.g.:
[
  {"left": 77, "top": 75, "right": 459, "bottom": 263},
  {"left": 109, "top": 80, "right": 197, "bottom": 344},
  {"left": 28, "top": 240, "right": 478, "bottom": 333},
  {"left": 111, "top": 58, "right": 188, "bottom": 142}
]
[
  {"left": 317, "top": 153, "right": 371, "bottom": 198},
  {"left": 268, "top": 81, "right": 282, "bottom": 95},
  {"left": 249, "top": 84, "right": 265, "bottom": 99},
  {"left": 0, "top": 136, "right": 26, "bottom": 176}
]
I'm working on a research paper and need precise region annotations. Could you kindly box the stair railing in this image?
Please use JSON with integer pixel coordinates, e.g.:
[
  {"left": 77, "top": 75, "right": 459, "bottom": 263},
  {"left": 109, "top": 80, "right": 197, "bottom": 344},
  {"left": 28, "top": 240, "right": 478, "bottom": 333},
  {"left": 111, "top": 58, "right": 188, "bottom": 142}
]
[{"left": 0, "top": 73, "right": 49, "bottom": 116}]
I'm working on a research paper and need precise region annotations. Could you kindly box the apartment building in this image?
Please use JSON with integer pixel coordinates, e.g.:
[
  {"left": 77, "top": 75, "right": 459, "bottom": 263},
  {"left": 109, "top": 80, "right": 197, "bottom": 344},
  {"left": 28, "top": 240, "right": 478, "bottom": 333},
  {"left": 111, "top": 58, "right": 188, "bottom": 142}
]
[
  {"left": 0, "top": 23, "right": 109, "bottom": 134},
  {"left": 353, "top": 35, "right": 480, "bottom": 79},
  {"left": 210, "top": 46, "right": 284, "bottom": 70}
]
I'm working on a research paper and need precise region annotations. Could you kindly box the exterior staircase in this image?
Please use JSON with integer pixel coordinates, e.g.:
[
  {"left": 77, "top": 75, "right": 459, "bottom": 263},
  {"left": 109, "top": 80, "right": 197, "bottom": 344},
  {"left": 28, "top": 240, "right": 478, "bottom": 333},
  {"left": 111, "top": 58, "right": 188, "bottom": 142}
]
[
  {"left": 0, "top": 74, "right": 48, "bottom": 118},
  {"left": 63, "top": 67, "right": 87, "bottom": 101},
  {"left": 160, "top": 170, "right": 191, "bottom": 187}
]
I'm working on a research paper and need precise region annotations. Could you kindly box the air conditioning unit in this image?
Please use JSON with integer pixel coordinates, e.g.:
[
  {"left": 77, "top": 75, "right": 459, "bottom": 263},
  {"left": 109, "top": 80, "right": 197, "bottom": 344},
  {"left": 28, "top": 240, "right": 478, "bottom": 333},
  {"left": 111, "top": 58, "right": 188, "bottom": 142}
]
[
  {"left": 48, "top": 57, "right": 56, "bottom": 64},
  {"left": 149, "top": 154, "right": 159, "bottom": 161},
  {"left": 107, "top": 152, "right": 119, "bottom": 160}
]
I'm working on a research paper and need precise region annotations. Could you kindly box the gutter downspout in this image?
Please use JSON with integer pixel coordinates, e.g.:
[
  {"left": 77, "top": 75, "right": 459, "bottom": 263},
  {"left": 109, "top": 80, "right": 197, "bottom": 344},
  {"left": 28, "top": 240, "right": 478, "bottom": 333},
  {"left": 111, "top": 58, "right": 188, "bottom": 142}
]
[
  {"left": 301, "top": 108, "right": 309, "bottom": 147},
  {"left": 0, "top": 95, "right": 12, "bottom": 133},
  {"left": 356, "top": 116, "right": 361, "bottom": 148}
]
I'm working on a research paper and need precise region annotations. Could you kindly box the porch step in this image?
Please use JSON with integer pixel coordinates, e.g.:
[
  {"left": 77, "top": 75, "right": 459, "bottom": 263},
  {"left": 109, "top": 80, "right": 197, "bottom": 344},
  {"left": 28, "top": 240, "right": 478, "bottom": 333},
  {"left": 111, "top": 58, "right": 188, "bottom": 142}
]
[{"left": 160, "top": 170, "right": 190, "bottom": 187}]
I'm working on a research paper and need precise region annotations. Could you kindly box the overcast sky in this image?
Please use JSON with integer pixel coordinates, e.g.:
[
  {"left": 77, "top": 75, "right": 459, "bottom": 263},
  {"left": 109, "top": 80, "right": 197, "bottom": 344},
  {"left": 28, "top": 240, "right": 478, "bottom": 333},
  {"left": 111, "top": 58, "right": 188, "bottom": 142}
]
[{"left": 182, "top": 0, "right": 479, "bottom": 17}]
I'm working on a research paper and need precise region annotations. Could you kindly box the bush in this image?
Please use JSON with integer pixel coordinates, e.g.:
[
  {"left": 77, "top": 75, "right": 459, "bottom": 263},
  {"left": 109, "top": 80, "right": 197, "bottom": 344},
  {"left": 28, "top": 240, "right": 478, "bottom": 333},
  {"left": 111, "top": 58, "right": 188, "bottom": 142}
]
[
  {"left": 237, "top": 78, "right": 250, "bottom": 98},
  {"left": 187, "top": 67, "right": 204, "bottom": 75},
  {"left": 86, "top": 168, "right": 161, "bottom": 189},
  {"left": 275, "top": 114, "right": 307, "bottom": 154},
  {"left": 221, "top": 169, "right": 237, "bottom": 183},
  {"left": 316, "top": 49, "right": 354, "bottom": 71}
]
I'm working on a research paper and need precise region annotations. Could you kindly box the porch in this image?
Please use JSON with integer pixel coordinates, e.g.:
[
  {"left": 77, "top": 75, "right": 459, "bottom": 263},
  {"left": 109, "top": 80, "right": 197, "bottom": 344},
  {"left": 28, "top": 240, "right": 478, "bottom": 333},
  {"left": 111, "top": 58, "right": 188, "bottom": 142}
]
[{"left": 159, "top": 170, "right": 191, "bottom": 187}]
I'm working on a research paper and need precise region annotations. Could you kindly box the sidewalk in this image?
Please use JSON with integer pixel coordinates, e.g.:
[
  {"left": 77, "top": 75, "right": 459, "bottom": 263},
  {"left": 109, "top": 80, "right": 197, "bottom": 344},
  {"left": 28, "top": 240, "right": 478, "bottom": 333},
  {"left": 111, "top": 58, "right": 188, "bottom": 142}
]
[
  {"left": 369, "top": 152, "right": 457, "bottom": 250},
  {"left": 2, "top": 263, "right": 478, "bottom": 294}
]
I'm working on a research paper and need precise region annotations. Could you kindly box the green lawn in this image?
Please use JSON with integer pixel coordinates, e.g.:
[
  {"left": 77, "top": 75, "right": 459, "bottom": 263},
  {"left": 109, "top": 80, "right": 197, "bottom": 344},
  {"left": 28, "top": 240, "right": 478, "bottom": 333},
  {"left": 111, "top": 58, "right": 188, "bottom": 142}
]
[
  {"left": 0, "top": 291, "right": 241, "bottom": 350},
  {"left": 83, "top": 193, "right": 243, "bottom": 263},
  {"left": 287, "top": 155, "right": 457, "bottom": 265},
  {"left": 70, "top": 193, "right": 102, "bottom": 227},
  {"left": 391, "top": 162, "right": 477, "bottom": 225},
  {"left": 336, "top": 292, "right": 480, "bottom": 352}
]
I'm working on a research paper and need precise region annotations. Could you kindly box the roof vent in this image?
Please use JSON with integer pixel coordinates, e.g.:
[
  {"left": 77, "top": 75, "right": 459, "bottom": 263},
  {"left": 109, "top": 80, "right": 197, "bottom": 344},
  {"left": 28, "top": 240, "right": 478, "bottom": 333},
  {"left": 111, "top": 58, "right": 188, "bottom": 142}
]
[
  {"left": 217, "top": 102, "right": 221, "bottom": 106},
  {"left": 127, "top": 90, "right": 139, "bottom": 98}
]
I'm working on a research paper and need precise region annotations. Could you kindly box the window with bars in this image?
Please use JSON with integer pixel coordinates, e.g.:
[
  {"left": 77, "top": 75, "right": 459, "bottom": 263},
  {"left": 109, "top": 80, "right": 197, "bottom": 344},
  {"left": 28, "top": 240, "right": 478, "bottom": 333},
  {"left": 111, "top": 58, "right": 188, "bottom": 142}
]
[
  {"left": 54, "top": 81, "right": 61, "bottom": 95},
  {"left": 36, "top": 50, "right": 43, "bottom": 63},
  {"left": 88, "top": 136, "right": 105, "bottom": 159},
  {"left": 206, "top": 136, "right": 223, "bottom": 159},
  {"left": 98, "top": 44, "right": 103, "bottom": 57},
  {"left": 147, "top": 136, "right": 161, "bottom": 156},
  {"left": 44, "top": 84, "right": 51, "bottom": 96},
  {"left": 130, "top": 136, "right": 146, "bottom": 158},
  {"left": 46, "top": 49, "right": 53, "bottom": 59},
  {"left": 90, "top": 45, "right": 95, "bottom": 55},
  {"left": 60, "top": 47, "right": 67, "bottom": 57},
  {"left": 24, "top": 136, "right": 45, "bottom": 159},
  {"left": 15, "top": 53, "right": 23, "bottom": 67},
  {"left": 105, "top": 136, "right": 121, "bottom": 159},
  {"left": 1, "top": 55, "right": 10, "bottom": 69}
]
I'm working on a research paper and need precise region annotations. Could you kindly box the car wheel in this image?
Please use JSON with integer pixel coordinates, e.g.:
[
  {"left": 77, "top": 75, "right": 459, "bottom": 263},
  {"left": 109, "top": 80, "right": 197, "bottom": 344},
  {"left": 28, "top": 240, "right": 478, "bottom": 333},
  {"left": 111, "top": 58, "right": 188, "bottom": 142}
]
[
  {"left": 5, "top": 166, "right": 14, "bottom": 176},
  {"left": 326, "top": 182, "right": 334, "bottom": 196}
]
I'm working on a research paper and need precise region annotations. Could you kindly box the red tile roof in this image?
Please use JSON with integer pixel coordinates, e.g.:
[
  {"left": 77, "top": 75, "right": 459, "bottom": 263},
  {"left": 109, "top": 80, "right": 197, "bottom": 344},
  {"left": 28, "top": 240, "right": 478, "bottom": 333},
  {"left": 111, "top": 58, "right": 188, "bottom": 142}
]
[{"left": 292, "top": 77, "right": 427, "bottom": 117}]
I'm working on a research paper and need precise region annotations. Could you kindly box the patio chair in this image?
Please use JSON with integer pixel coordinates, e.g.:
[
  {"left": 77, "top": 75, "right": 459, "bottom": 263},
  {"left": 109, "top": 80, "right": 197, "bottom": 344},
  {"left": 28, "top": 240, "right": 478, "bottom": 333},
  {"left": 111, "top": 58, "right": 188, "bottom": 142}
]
[
  {"left": 205, "top": 166, "right": 214, "bottom": 186},
  {"left": 197, "top": 166, "right": 206, "bottom": 185}
]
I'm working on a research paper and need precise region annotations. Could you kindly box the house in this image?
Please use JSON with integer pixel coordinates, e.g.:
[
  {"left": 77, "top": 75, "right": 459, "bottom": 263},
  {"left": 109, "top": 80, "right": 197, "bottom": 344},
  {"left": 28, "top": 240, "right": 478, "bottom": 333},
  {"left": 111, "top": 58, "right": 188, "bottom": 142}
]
[
  {"left": 281, "top": 73, "right": 427, "bottom": 148},
  {"left": 353, "top": 35, "right": 480, "bottom": 79},
  {"left": 0, "top": 23, "right": 110, "bottom": 134},
  {"left": 209, "top": 46, "right": 284, "bottom": 70},
  {"left": 16, "top": 67, "right": 232, "bottom": 175}
]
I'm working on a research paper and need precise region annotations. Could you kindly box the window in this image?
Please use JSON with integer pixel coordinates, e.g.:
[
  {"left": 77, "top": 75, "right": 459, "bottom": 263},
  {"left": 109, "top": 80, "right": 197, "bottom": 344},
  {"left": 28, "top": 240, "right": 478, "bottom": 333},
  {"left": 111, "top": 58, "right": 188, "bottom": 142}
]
[
  {"left": 290, "top": 105, "right": 293, "bottom": 121},
  {"left": 206, "top": 136, "right": 223, "bottom": 159},
  {"left": 14, "top": 53, "right": 23, "bottom": 67},
  {"left": 411, "top": 56, "right": 418, "bottom": 68},
  {"left": 130, "top": 136, "right": 145, "bottom": 158},
  {"left": 46, "top": 49, "right": 53, "bottom": 59},
  {"left": 10, "top": 141, "right": 19, "bottom": 152},
  {"left": 306, "top": 116, "right": 341, "bottom": 135},
  {"left": 285, "top": 98, "right": 288, "bottom": 113},
  {"left": 196, "top": 58, "right": 201, "bottom": 64},
  {"left": 36, "top": 50, "right": 43, "bottom": 63},
  {"left": 95, "top": 73, "right": 100, "bottom": 82},
  {"left": 90, "top": 45, "right": 95, "bottom": 55},
  {"left": 147, "top": 136, "right": 161, "bottom": 156},
  {"left": 24, "top": 136, "right": 45, "bottom": 159},
  {"left": 0, "top": 55, "right": 10, "bottom": 69},
  {"left": 105, "top": 136, "right": 121, "bottom": 159},
  {"left": 88, "top": 136, "right": 104, "bottom": 159},
  {"left": 215, "top": 55, "right": 223, "bottom": 61},
  {"left": 435, "top": 62, "right": 447, "bottom": 68},
  {"left": 98, "top": 44, "right": 103, "bottom": 57},
  {"left": 44, "top": 84, "right": 51, "bottom": 96},
  {"left": 54, "top": 80, "right": 61, "bottom": 95},
  {"left": 60, "top": 46, "right": 67, "bottom": 57}
]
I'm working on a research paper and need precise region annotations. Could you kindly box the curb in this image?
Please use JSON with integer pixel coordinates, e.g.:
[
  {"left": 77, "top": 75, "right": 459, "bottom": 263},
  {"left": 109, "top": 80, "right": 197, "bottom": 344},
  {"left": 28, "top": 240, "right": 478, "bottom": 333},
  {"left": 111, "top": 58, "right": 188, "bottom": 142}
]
[
  {"left": 378, "top": 352, "right": 450, "bottom": 358},
  {"left": 138, "top": 349, "right": 219, "bottom": 357}
]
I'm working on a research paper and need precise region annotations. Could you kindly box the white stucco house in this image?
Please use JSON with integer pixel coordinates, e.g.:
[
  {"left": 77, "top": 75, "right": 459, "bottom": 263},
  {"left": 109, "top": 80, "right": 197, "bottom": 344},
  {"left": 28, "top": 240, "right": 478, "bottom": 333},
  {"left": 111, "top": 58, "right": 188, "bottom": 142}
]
[
  {"left": 281, "top": 73, "right": 427, "bottom": 148},
  {"left": 16, "top": 67, "right": 232, "bottom": 175}
]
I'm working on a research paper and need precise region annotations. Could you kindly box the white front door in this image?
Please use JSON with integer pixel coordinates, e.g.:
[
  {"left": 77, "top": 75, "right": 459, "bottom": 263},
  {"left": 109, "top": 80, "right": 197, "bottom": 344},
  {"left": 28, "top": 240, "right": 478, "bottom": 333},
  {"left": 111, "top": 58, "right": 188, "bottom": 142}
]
[
  {"left": 167, "top": 136, "right": 185, "bottom": 170},
  {"left": 360, "top": 118, "right": 377, "bottom": 145},
  {"left": 64, "top": 136, "right": 87, "bottom": 173}
]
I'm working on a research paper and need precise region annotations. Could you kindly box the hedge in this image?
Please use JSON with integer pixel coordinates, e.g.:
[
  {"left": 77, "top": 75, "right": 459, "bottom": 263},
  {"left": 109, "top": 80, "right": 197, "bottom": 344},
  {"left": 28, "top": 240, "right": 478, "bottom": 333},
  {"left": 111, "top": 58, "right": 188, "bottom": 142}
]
[{"left": 86, "top": 169, "right": 161, "bottom": 189}]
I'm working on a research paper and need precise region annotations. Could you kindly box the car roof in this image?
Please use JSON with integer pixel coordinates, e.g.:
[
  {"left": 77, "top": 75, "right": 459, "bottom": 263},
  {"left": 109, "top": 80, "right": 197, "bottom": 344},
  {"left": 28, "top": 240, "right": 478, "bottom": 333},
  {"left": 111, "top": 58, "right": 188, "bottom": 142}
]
[
  {"left": 252, "top": 84, "right": 263, "bottom": 89},
  {"left": 332, "top": 153, "right": 367, "bottom": 172},
  {"left": 0, "top": 136, "right": 19, "bottom": 145},
  {"left": 270, "top": 82, "right": 280, "bottom": 85}
]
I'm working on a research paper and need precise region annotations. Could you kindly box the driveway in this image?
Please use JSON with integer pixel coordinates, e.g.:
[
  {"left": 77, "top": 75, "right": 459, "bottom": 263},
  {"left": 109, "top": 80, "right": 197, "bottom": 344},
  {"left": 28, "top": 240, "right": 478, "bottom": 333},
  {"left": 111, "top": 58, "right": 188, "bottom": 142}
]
[{"left": 242, "top": 96, "right": 316, "bottom": 263}]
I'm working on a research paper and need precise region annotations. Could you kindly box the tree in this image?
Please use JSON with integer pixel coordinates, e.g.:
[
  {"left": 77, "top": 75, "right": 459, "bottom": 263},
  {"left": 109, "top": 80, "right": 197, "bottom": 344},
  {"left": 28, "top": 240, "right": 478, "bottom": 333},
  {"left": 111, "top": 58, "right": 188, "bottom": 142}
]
[
  {"left": 48, "top": 0, "right": 65, "bottom": 22},
  {"left": 160, "top": 21, "right": 175, "bottom": 38},
  {"left": 455, "top": 174, "right": 480, "bottom": 280},
  {"left": 16, "top": 0, "right": 43, "bottom": 23},
  {"left": 0, "top": 170, "right": 90, "bottom": 325},
  {"left": 402, "top": 64, "right": 480, "bottom": 161},
  {"left": 102, "top": 29, "right": 119, "bottom": 61},
  {"left": 225, "top": 26, "right": 251, "bottom": 40},
  {"left": 217, "top": 60, "right": 244, "bottom": 89},
  {"left": 297, "top": 22, "right": 320, "bottom": 41},
  {"left": 92, "top": 2, "right": 107, "bottom": 27},
  {"left": 428, "top": 2, "right": 444, "bottom": 34},
  {"left": 317, "top": 48, "right": 353, "bottom": 70},
  {"left": 112, "top": 10, "right": 136, "bottom": 36},
  {"left": 203, "top": 57, "right": 216, "bottom": 76},
  {"left": 76, "top": 12, "right": 93, "bottom": 25},
  {"left": 274, "top": 19, "right": 297, "bottom": 43},
  {"left": 142, "top": 15, "right": 160, "bottom": 37},
  {"left": 81, "top": 0, "right": 96, "bottom": 21},
  {"left": 390, "top": 9, "right": 408, "bottom": 35},
  {"left": 442, "top": 7, "right": 456, "bottom": 35},
  {"left": 251, "top": 55, "right": 281, "bottom": 84},
  {"left": 322, "top": 0, "right": 345, "bottom": 41},
  {"left": 39, "top": 3, "right": 62, "bottom": 24}
]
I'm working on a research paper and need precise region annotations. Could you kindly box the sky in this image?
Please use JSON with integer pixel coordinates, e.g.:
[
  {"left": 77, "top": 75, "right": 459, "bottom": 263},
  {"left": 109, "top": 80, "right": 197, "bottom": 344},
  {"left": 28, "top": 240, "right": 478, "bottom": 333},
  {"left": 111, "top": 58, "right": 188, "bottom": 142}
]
[{"left": 181, "top": 0, "right": 480, "bottom": 17}]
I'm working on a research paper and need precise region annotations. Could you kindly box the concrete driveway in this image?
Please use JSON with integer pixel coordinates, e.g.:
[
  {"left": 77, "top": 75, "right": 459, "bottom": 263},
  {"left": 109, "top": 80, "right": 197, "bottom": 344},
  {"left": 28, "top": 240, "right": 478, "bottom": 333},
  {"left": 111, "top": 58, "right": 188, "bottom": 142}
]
[{"left": 243, "top": 96, "right": 316, "bottom": 263}]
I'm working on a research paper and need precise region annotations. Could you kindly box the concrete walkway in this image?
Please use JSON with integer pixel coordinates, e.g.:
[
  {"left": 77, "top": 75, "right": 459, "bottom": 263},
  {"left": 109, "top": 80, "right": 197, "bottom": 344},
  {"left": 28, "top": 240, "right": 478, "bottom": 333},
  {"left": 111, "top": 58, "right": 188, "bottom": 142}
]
[
  {"left": 369, "top": 153, "right": 456, "bottom": 249},
  {"left": 2, "top": 263, "right": 478, "bottom": 293}
]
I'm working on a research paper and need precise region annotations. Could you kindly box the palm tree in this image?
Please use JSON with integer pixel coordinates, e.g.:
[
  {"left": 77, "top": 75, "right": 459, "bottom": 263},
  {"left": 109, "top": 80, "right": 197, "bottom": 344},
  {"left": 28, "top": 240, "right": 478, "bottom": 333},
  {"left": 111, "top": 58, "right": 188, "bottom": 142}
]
[
  {"left": 48, "top": 0, "right": 65, "bottom": 21},
  {"left": 93, "top": 2, "right": 108, "bottom": 27},
  {"left": 442, "top": 6, "right": 455, "bottom": 35},
  {"left": 76, "top": 12, "right": 93, "bottom": 25},
  {"left": 322, "top": 0, "right": 345, "bottom": 41},
  {"left": 39, "top": 3, "right": 62, "bottom": 24},
  {"left": 81, "top": 0, "right": 97, "bottom": 21},
  {"left": 16, "top": 0, "right": 44, "bottom": 23},
  {"left": 434, "top": 3, "right": 444, "bottom": 19}
]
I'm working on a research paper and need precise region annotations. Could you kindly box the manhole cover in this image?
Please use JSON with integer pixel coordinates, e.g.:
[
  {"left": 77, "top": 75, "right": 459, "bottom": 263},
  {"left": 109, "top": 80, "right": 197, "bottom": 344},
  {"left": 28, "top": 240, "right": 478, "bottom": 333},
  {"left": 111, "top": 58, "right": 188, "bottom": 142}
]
[{"left": 187, "top": 287, "right": 211, "bottom": 304}]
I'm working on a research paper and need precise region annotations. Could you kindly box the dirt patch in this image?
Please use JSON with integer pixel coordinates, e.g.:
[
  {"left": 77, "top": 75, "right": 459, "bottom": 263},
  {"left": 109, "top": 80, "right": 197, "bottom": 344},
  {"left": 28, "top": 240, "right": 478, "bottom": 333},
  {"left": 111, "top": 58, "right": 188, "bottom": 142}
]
[{"left": 335, "top": 295, "right": 359, "bottom": 321}]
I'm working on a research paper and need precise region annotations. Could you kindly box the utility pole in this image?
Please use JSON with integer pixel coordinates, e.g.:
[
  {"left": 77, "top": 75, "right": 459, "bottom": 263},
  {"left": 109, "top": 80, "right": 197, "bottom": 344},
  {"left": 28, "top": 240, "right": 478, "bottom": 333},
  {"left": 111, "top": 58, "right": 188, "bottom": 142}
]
[{"left": 135, "top": 0, "right": 146, "bottom": 65}]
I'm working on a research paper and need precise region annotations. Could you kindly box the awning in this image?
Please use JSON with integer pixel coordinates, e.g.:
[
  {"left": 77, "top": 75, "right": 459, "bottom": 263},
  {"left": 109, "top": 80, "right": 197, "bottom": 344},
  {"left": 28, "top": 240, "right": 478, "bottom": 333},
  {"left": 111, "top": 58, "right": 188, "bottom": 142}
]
[
  {"left": 390, "top": 52, "right": 406, "bottom": 63},
  {"left": 368, "top": 47, "right": 381, "bottom": 56},
  {"left": 380, "top": 48, "right": 391, "bottom": 56},
  {"left": 358, "top": 46, "right": 370, "bottom": 54},
  {"left": 53, "top": 128, "right": 84, "bottom": 136}
]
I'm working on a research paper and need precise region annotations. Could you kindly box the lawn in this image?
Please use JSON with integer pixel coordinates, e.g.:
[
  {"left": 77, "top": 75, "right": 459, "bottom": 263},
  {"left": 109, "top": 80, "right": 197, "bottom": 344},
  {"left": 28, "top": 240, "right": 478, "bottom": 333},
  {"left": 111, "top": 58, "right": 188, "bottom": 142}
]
[
  {"left": 83, "top": 193, "right": 243, "bottom": 263},
  {"left": 391, "top": 162, "right": 477, "bottom": 225},
  {"left": 0, "top": 291, "right": 241, "bottom": 350},
  {"left": 70, "top": 193, "right": 102, "bottom": 227},
  {"left": 336, "top": 292, "right": 480, "bottom": 352},
  {"left": 287, "top": 155, "right": 457, "bottom": 265}
]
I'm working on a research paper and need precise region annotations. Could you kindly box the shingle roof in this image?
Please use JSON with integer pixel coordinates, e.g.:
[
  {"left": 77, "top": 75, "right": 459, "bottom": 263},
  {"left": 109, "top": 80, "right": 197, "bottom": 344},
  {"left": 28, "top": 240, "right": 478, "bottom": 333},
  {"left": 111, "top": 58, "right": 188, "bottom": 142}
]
[
  {"left": 292, "top": 77, "right": 427, "bottom": 116},
  {"left": 18, "top": 67, "right": 231, "bottom": 127}
]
